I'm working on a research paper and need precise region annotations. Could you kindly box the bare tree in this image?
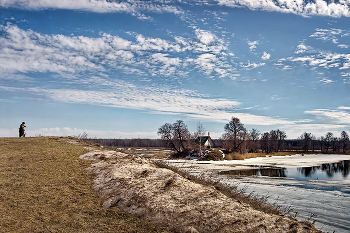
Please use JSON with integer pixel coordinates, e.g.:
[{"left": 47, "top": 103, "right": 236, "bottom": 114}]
[
  {"left": 325, "top": 132, "right": 334, "bottom": 153},
  {"left": 331, "top": 137, "right": 339, "bottom": 152},
  {"left": 269, "top": 130, "right": 278, "bottom": 152},
  {"left": 158, "top": 120, "right": 192, "bottom": 156},
  {"left": 259, "top": 129, "right": 286, "bottom": 153},
  {"left": 222, "top": 117, "right": 247, "bottom": 152},
  {"left": 298, "top": 132, "right": 313, "bottom": 153},
  {"left": 260, "top": 132, "right": 270, "bottom": 153},
  {"left": 310, "top": 134, "right": 317, "bottom": 152},
  {"left": 172, "top": 120, "right": 190, "bottom": 152},
  {"left": 195, "top": 121, "right": 206, "bottom": 156},
  {"left": 340, "top": 131, "right": 349, "bottom": 153},
  {"left": 276, "top": 129, "right": 287, "bottom": 152},
  {"left": 158, "top": 123, "right": 180, "bottom": 153},
  {"left": 247, "top": 128, "right": 260, "bottom": 153}
]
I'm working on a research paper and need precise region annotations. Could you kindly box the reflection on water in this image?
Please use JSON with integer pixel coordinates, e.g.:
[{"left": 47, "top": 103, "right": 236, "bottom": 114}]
[
  {"left": 298, "top": 160, "right": 349, "bottom": 178},
  {"left": 219, "top": 160, "right": 350, "bottom": 181},
  {"left": 220, "top": 167, "right": 287, "bottom": 177}
]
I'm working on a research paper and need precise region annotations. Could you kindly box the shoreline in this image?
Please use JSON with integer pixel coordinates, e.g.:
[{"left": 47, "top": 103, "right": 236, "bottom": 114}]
[
  {"left": 159, "top": 153, "right": 350, "bottom": 232},
  {"left": 80, "top": 146, "right": 322, "bottom": 232}
]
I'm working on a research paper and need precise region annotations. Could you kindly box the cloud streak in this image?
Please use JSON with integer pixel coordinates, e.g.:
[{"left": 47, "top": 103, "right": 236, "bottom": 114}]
[
  {"left": 218, "top": 0, "right": 350, "bottom": 18},
  {"left": 305, "top": 107, "right": 350, "bottom": 124},
  {"left": 310, "top": 28, "right": 350, "bottom": 44},
  {"left": 3, "top": 0, "right": 350, "bottom": 18},
  {"left": 0, "top": 0, "right": 183, "bottom": 14},
  {"left": 2, "top": 77, "right": 291, "bottom": 126}
]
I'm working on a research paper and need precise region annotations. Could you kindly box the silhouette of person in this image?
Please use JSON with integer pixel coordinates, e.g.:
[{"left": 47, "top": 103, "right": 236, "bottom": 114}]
[{"left": 19, "top": 122, "right": 26, "bottom": 137}]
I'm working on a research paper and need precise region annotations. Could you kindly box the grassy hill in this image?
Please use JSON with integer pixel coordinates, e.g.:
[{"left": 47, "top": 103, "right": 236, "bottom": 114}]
[{"left": 0, "top": 137, "right": 166, "bottom": 233}]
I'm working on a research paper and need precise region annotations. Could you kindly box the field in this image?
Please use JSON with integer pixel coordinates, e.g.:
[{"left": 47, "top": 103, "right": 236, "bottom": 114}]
[
  {"left": 0, "top": 137, "right": 166, "bottom": 233},
  {"left": 0, "top": 137, "right": 321, "bottom": 233}
]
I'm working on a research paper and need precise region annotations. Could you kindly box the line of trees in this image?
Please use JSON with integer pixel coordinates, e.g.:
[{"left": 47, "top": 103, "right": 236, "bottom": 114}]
[
  {"left": 86, "top": 117, "right": 349, "bottom": 156},
  {"left": 85, "top": 138, "right": 168, "bottom": 148},
  {"left": 219, "top": 117, "right": 287, "bottom": 154},
  {"left": 298, "top": 131, "right": 350, "bottom": 153},
  {"left": 157, "top": 117, "right": 350, "bottom": 156}
]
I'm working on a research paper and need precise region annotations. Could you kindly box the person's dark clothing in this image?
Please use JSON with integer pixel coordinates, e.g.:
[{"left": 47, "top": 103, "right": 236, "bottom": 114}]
[{"left": 19, "top": 123, "right": 26, "bottom": 137}]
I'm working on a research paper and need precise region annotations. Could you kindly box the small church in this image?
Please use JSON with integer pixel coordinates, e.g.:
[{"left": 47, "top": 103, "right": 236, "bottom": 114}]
[{"left": 195, "top": 132, "right": 215, "bottom": 149}]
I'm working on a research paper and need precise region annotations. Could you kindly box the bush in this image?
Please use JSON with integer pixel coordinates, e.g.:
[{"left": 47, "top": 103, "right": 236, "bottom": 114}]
[
  {"left": 171, "top": 148, "right": 192, "bottom": 158},
  {"left": 200, "top": 149, "right": 224, "bottom": 161}
]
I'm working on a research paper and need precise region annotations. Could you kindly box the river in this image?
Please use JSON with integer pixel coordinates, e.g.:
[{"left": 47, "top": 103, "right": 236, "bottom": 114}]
[{"left": 161, "top": 154, "right": 350, "bottom": 233}]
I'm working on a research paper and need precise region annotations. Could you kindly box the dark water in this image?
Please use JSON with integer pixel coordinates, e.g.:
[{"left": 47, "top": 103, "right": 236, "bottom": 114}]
[
  {"left": 166, "top": 156, "right": 350, "bottom": 232},
  {"left": 219, "top": 160, "right": 350, "bottom": 181},
  {"left": 216, "top": 160, "right": 350, "bottom": 232}
]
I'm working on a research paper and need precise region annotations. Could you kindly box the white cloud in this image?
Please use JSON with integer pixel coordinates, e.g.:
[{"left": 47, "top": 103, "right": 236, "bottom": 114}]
[
  {"left": 195, "top": 29, "right": 217, "bottom": 45},
  {"left": 339, "top": 106, "right": 350, "bottom": 110},
  {"left": 270, "top": 95, "right": 281, "bottom": 101},
  {"left": 2, "top": 0, "right": 350, "bottom": 18},
  {"left": 319, "top": 78, "right": 334, "bottom": 84},
  {"left": 308, "top": 28, "right": 350, "bottom": 49},
  {"left": 0, "top": 0, "right": 183, "bottom": 15},
  {"left": 283, "top": 51, "right": 350, "bottom": 70},
  {"left": 279, "top": 123, "right": 347, "bottom": 139},
  {"left": 338, "top": 44, "right": 349, "bottom": 48},
  {"left": 240, "top": 61, "right": 265, "bottom": 70},
  {"left": 192, "top": 53, "right": 218, "bottom": 75},
  {"left": 131, "top": 12, "right": 153, "bottom": 21},
  {"left": 310, "top": 28, "right": 347, "bottom": 43},
  {"left": 261, "top": 52, "right": 271, "bottom": 60},
  {"left": 0, "top": 24, "right": 238, "bottom": 79},
  {"left": 217, "top": 0, "right": 350, "bottom": 17},
  {"left": 0, "top": 72, "right": 32, "bottom": 81},
  {"left": 37, "top": 86, "right": 242, "bottom": 120},
  {"left": 294, "top": 43, "right": 315, "bottom": 54},
  {"left": 305, "top": 108, "right": 350, "bottom": 124},
  {"left": 248, "top": 40, "right": 258, "bottom": 51},
  {"left": 3, "top": 78, "right": 292, "bottom": 126},
  {"left": 151, "top": 53, "right": 181, "bottom": 66}
]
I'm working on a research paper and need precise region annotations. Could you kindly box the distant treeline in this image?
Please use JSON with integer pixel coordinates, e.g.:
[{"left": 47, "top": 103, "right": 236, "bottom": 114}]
[
  {"left": 83, "top": 117, "right": 349, "bottom": 155},
  {"left": 84, "top": 137, "right": 348, "bottom": 154},
  {"left": 86, "top": 138, "right": 168, "bottom": 148}
]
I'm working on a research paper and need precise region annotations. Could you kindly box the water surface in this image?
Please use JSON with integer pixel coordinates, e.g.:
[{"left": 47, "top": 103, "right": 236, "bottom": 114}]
[
  {"left": 165, "top": 155, "right": 350, "bottom": 233},
  {"left": 219, "top": 160, "right": 350, "bottom": 181}
]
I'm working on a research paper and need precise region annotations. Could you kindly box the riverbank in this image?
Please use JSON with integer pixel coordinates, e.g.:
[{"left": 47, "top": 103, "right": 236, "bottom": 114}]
[
  {"left": 0, "top": 137, "right": 321, "bottom": 232},
  {"left": 160, "top": 154, "right": 350, "bottom": 232},
  {"left": 79, "top": 142, "right": 321, "bottom": 232}
]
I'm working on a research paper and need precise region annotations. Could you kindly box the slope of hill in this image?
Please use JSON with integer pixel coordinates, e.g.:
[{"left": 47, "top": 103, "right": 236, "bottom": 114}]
[
  {"left": 0, "top": 137, "right": 166, "bottom": 233},
  {"left": 0, "top": 137, "right": 321, "bottom": 233}
]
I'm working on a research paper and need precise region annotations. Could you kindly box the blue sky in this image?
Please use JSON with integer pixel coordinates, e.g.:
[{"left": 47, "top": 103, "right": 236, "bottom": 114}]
[{"left": 0, "top": 0, "right": 350, "bottom": 139}]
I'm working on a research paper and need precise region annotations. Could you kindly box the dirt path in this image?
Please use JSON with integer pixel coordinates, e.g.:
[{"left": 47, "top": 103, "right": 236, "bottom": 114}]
[{"left": 80, "top": 149, "right": 321, "bottom": 233}]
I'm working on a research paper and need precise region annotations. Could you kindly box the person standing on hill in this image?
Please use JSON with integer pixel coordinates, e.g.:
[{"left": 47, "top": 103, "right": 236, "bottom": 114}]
[{"left": 19, "top": 122, "right": 26, "bottom": 137}]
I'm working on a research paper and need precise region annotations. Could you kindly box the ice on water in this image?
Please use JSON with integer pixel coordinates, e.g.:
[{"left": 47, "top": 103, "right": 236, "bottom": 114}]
[{"left": 163, "top": 154, "right": 350, "bottom": 233}]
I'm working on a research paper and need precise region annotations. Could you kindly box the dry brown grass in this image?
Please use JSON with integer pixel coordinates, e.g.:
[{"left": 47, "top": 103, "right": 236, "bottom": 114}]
[
  {"left": 83, "top": 150, "right": 321, "bottom": 233},
  {"left": 0, "top": 137, "right": 166, "bottom": 233},
  {"left": 225, "top": 151, "right": 298, "bottom": 160},
  {"left": 153, "top": 160, "right": 283, "bottom": 216}
]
